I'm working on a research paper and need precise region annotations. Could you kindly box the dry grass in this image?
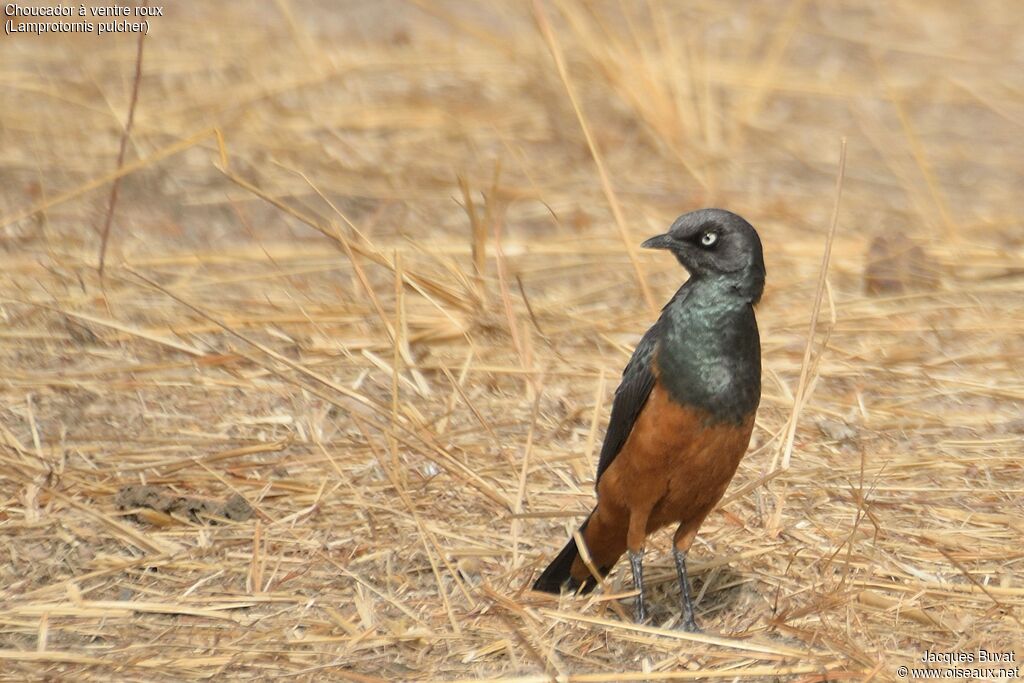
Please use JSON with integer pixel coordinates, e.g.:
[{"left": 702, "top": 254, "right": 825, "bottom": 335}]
[{"left": 1, "top": 1, "right": 1023, "bottom": 680}]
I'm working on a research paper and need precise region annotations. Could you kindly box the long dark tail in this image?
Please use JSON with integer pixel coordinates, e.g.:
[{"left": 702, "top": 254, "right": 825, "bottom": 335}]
[{"left": 533, "top": 517, "right": 605, "bottom": 594}]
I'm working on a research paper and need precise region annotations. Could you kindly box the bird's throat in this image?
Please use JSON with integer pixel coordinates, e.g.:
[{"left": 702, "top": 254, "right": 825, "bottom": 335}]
[{"left": 656, "top": 281, "right": 761, "bottom": 425}]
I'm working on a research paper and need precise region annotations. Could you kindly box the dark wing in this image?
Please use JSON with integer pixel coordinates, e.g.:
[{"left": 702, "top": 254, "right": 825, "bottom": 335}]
[
  {"left": 594, "top": 320, "right": 661, "bottom": 484},
  {"left": 594, "top": 285, "right": 690, "bottom": 485}
]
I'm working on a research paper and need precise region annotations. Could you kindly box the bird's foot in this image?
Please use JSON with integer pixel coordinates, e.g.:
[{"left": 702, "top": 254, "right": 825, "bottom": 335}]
[{"left": 678, "top": 615, "right": 701, "bottom": 633}]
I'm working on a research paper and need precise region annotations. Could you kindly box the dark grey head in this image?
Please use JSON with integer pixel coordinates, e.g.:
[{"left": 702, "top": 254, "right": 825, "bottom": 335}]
[{"left": 642, "top": 208, "right": 766, "bottom": 303}]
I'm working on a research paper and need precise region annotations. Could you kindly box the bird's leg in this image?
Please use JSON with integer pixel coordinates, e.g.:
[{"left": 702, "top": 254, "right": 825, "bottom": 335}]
[
  {"left": 627, "top": 548, "right": 647, "bottom": 623},
  {"left": 626, "top": 508, "right": 652, "bottom": 623},
  {"left": 672, "top": 546, "right": 700, "bottom": 632},
  {"left": 672, "top": 522, "right": 702, "bottom": 632}
]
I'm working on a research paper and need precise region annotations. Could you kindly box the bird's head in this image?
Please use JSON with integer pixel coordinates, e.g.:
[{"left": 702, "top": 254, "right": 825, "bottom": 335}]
[{"left": 642, "top": 208, "right": 766, "bottom": 303}]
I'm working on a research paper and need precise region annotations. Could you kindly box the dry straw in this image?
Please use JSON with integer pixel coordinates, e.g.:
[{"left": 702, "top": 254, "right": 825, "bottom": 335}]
[{"left": 1, "top": 1, "right": 1022, "bottom": 680}]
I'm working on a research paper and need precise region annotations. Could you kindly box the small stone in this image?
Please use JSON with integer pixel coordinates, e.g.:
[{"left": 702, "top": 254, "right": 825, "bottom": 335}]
[
  {"left": 816, "top": 418, "right": 858, "bottom": 443},
  {"left": 864, "top": 232, "right": 940, "bottom": 295},
  {"left": 220, "top": 494, "right": 254, "bottom": 521}
]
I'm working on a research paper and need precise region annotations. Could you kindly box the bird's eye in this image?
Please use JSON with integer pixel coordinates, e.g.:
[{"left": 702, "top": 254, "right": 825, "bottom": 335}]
[{"left": 700, "top": 231, "right": 718, "bottom": 247}]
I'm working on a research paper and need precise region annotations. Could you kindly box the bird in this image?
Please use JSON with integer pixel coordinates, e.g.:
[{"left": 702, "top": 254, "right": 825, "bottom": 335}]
[{"left": 532, "top": 208, "right": 765, "bottom": 631}]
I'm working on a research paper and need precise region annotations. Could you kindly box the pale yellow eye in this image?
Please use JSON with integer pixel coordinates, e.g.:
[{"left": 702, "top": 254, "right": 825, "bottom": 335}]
[{"left": 701, "top": 231, "right": 718, "bottom": 247}]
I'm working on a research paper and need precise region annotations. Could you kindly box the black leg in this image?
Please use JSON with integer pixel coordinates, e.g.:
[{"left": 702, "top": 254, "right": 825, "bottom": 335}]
[
  {"left": 673, "top": 547, "right": 701, "bottom": 632},
  {"left": 627, "top": 549, "right": 647, "bottom": 623}
]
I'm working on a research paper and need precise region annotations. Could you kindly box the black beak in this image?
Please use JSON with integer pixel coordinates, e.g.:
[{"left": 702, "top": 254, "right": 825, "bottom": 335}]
[{"left": 641, "top": 233, "right": 675, "bottom": 250}]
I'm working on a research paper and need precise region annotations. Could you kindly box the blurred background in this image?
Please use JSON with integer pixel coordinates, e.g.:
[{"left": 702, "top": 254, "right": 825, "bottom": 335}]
[{"left": 1, "top": 1, "right": 1022, "bottom": 680}]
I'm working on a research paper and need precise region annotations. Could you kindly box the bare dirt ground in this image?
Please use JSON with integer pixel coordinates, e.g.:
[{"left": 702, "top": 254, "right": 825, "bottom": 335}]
[{"left": 1, "top": 1, "right": 1022, "bottom": 680}]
